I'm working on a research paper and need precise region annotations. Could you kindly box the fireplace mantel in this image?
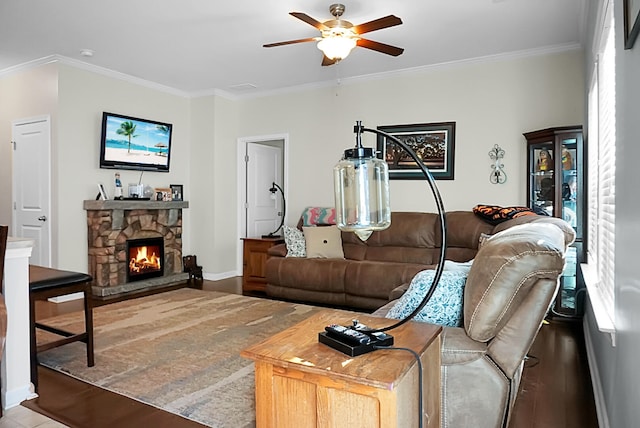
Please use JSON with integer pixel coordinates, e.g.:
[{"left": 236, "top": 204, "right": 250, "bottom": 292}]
[
  {"left": 83, "top": 200, "right": 189, "bottom": 211},
  {"left": 83, "top": 199, "right": 189, "bottom": 297}
]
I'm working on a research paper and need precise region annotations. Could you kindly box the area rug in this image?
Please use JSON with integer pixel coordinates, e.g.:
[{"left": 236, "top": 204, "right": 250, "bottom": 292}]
[{"left": 37, "top": 288, "right": 325, "bottom": 427}]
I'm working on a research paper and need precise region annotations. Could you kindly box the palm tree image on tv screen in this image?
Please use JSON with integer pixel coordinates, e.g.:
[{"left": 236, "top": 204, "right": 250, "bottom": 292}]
[{"left": 100, "top": 112, "right": 172, "bottom": 172}]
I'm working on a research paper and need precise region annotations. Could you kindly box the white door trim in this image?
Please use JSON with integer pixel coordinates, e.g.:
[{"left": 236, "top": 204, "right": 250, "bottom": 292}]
[{"left": 236, "top": 133, "right": 289, "bottom": 274}]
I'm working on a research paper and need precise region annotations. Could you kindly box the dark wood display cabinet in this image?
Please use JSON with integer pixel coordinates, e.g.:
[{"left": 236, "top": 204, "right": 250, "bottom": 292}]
[
  {"left": 242, "top": 237, "right": 284, "bottom": 295},
  {"left": 523, "top": 126, "right": 585, "bottom": 317}
]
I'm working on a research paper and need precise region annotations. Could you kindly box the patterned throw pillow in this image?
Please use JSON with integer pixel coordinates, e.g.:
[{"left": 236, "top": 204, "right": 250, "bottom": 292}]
[
  {"left": 472, "top": 204, "right": 537, "bottom": 225},
  {"left": 385, "top": 270, "right": 468, "bottom": 327},
  {"left": 283, "top": 226, "right": 306, "bottom": 257},
  {"left": 300, "top": 207, "right": 337, "bottom": 226}
]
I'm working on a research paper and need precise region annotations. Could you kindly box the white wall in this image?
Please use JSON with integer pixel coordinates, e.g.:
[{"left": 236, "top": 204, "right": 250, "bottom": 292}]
[
  {"left": 235, "top": 50, "right": 584, "bottom": 223},
  {"left": 185, "top": 94, "right": 241, "bottom": 277},
  {"left": 55, "top": 64, "right": 191, "bottom": 272},
  {"left": 188, "top": 95, "right": 216, "bottom": 274},
  {"left": 211, "top": 96, "right": 239, "bottom": 275}
]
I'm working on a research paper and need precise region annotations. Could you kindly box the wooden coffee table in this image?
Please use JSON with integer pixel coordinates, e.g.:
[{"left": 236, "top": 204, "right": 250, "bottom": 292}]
[{"left": 241, "top": 310, "right": 442, "bottom": 428}]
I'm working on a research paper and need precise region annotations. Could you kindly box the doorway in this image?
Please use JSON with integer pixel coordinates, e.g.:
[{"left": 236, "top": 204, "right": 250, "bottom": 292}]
[
  {"left": 12, "top": 116, "right": 52, "bottom": 267},
  {"left": 237, "top": 134, "right": 287, "bottom": 270}
]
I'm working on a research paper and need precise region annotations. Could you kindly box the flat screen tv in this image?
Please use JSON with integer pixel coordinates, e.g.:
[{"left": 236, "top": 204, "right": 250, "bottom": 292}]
[{"left": 99, "top": 112, "right": 172, "bottom": 172}]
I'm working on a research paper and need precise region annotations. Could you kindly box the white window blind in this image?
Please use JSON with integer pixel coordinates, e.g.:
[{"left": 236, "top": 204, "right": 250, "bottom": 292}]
[{"left": 587, "top": 7, "right": 615, "bottom": 318}]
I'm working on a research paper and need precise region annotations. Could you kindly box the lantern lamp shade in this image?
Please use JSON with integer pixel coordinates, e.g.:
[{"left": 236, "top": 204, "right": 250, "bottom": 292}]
[{"left": 333, "top": 148, "right": 391, "bottom": 241}]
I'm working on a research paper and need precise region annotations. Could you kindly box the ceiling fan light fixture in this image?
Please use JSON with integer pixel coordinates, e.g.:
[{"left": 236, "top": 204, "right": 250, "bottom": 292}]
[
  {"left": 317, "top": 34, "right": 357, "bottom": 60},
  {"left": 264, "top": 4, "right": 403, "bottom": 65}
]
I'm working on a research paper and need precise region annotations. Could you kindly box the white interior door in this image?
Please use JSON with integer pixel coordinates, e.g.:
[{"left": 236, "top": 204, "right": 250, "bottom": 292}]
[
  {"left": 246, "top": 143, "right": 283, "bottom": 238},
  {"left": 12, "top": 116, "right": 52, "bottom": 267}
]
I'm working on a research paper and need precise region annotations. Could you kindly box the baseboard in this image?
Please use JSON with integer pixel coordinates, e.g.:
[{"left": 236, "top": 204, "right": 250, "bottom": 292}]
[
  {"left": 583, "top": 316, "right": 611, "bottom": 428},
  {"left": 203, "top": 270, "right": 238, "bottom": 281},
  {"left": 2, "top": 383, "right": 37, "bottom": 410}
]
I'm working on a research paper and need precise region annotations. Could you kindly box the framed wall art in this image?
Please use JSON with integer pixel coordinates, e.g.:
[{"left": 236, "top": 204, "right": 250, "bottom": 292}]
[
  {"left": 376, "top": 122, "right": 456, "bottom": 180},
  {"left": 625, "top": 0, "right": 640, "bottom": 49}
]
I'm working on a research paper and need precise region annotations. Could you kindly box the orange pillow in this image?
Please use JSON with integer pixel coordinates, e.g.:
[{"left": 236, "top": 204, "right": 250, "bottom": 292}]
[{"left": 472, "top": 204, "right": 537, "bottom": 225}]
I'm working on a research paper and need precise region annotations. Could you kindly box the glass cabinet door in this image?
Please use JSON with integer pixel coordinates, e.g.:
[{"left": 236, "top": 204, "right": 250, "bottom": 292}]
[
  {"left": 529, "top": 144, "right": 555, "bottom": 217},
  {"left": 560, "top": 136, "right": 582, "bottom": 239},
  {"left": 524, "top": 126, "right": 584, "bottom": 317}
]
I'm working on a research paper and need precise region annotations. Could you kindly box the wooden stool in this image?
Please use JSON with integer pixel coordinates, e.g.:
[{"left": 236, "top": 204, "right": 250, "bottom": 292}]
[{"left": 29, "top": 265, "right": 94, "bottom": 391}]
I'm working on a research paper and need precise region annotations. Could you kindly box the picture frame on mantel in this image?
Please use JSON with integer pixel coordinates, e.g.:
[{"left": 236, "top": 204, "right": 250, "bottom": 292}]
[
  {"left": 376, "top": 122, "right": 456, "bottom": 180},
  {"left": 154, "top": 187, "right": 172, "bottom": 201},
  {"left": 170, "top": 184, "right": 183, "bottom": 201},
  {"left": 97, "top": 183, "right": 108, "bottom": 200},
  {"left": 624, "top": 0, "right": 640, "bottom": 49}
]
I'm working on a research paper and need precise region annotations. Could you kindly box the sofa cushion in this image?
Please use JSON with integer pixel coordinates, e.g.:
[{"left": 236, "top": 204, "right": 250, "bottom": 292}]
[
  {"left": 303, "top": 226, "right": 344, "bottom": 258},
  {"left": 283, "top": 226, "right": 306, "bottom": 257},
  {"left": 439, "top": 211, "right": 495, "bottom": 250},
  {"left": 385, "top": 270, "right": 468, "bottom": 327},
  {"left": 440, "top": 327, "right": 488, "bottom": 365},
  {"left": 341, "top": 212, "right": 439, "bottom": 263},
  {"left": 344, "top": 261, "right": 428, "bottom": 301},
  {"left": 464, "top": 222, "right": 571, "bottom": 342}
]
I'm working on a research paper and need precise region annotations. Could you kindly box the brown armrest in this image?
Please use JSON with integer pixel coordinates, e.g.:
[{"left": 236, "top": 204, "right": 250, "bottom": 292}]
[
  {"left": 267, "top": 243, "right": 288, "bottom": 257},
  {"left": 389, "top": 283, "right": 410, "bottom": 301}
]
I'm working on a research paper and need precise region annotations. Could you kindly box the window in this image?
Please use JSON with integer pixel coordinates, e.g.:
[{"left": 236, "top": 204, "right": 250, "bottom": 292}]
[{"left": 584, "top": 0, "right": 616, "bottom": 335}]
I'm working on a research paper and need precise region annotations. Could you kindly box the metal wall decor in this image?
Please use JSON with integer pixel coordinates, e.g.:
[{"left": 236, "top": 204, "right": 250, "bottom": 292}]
[{"left": 489, "top": 144, "right": 506, "bottom": 184}]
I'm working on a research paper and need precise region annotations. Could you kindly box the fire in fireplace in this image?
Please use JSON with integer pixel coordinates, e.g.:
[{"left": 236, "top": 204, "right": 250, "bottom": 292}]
[{"left": 127, "top": 237, "right": 164, "bottom": 282}]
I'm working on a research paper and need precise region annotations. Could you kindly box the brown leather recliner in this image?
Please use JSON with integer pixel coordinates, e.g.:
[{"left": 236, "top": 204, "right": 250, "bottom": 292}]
[{"left": 375, "top": 217, "right": 575, "bottom": 428}]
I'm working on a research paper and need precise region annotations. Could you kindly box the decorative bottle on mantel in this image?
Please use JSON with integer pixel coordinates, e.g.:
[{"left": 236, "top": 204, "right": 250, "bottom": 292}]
[{"left": 114, "top": 173, "right": 123, "bottom": 200}]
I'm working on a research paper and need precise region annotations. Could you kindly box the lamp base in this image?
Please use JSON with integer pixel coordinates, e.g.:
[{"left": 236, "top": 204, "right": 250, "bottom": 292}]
[{"left": 318, "top": 330, "right": 394, "bottom": 356}]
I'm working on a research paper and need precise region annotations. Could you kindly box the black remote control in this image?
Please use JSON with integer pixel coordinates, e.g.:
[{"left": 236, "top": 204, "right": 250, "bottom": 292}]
[{"left": 325, "top": 324, "right": 372, "bottom": 345}]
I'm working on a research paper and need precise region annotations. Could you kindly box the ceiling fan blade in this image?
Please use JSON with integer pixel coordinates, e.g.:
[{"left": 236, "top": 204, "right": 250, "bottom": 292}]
[
  {"left": 290, "top": 12, "right": 328, "bottom": 31},
  {"left": 322, "top": 55, "right": 338, "bottom": 66},
  {"left": 263, "top": 37, "right": 318, "bottom": 48},
  {"left": 353, "top": 15, "right": 402, "bottom": 35},
  {"left": 357, "top": 38, "right": 404, "bottom": 56}
]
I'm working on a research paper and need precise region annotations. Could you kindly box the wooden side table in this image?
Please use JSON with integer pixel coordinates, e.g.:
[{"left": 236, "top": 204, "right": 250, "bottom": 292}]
[
  {"left": 242, "top": 237, "right": 284, "bottom": 294},
  {"left": 241, "top": 310, "right": 442, "bottom": 428}
]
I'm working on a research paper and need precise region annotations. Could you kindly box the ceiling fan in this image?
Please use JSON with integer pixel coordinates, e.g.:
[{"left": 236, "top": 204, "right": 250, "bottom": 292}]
[{"left": 263, "top": 3, "right": 404, "bottom": 66}]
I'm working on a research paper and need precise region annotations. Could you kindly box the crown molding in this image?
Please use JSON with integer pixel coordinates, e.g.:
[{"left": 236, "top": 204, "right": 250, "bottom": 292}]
[
  {"left": 0, "top": 54, "right": 192, "bottom": 98},
  {"left": 228, "top": 42, "right": 583, "bottom": 100},
  {"left": 0, "top": 43, "right": 582, "bottom": 102},
  {"left": 0, "top": 55, "right": 59, "bottom": 77}
]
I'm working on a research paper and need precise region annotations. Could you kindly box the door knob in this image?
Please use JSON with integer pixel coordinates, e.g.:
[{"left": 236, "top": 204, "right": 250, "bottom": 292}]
[{"left": 38, "top": 215, "right": 47, "bottom": 221}]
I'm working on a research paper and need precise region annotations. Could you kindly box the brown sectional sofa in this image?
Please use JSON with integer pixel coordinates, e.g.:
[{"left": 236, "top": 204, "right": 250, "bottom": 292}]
[
  {"left": 265, "top": 210, "right": 538, "bottom": 310},
  {"left": 266, "top": 210, "right": 575, "bottom": 428}
]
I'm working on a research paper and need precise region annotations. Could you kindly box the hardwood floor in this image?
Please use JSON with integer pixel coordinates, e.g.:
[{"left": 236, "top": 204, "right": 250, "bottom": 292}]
[
  {"left": 19, "top": 278, "right": 598, "bottom": 428},
  {"left": 509, "top": 317, "right": 598, "bottom": 428}
]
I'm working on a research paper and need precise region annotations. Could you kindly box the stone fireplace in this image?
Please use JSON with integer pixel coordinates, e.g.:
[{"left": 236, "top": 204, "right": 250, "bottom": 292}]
[{"left": 83, "top": 200, "right": 189, "bottom": 297}]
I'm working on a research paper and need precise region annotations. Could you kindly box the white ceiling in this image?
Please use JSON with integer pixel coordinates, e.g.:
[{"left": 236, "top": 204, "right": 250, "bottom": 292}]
[{"left": 0, "top": 0, "right": 586, "bottom": 97}]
